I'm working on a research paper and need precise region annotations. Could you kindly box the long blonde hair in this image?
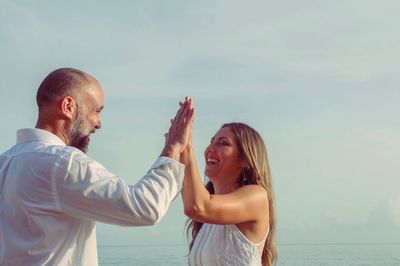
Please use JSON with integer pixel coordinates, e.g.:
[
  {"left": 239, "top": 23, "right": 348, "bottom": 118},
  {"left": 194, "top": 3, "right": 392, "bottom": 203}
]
[{"left": 185, "top": 122, "right": 277, "bottom": 266}]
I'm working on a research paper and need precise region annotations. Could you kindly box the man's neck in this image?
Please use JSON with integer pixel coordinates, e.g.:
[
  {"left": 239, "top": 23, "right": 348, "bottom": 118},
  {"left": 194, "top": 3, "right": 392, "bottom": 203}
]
[{"left": 36, "top": 121, "right": 70, "bottom": 146}]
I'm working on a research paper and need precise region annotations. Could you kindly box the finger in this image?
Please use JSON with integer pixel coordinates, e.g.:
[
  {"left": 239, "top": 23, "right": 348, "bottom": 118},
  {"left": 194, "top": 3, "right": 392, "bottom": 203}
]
[
  {"left": 180, "top": 105, "right": 195, "bottom": 133},
  {"left": 187, "top": 106, "right": 196, "bottom": 126},
  {"left": 170, "top": 97, "right": 191, "bottom": 136},
  {"left": 173, "top": 99, "right": 189, "bottom": 125},
  {"left": 177, "top": 102, "right": 191, "bottom": 125},
  {"left": 179, "top": 96, "right": 190, "bottom": 107},
  {"left": 179, "top": 98, "right": 193, "bottom": 121},
  {"left": 182, "top": 101, "right": 195, "bottom": 124},
  {"left": 176, "top": 97, "right": 189, "bottom": 117}
]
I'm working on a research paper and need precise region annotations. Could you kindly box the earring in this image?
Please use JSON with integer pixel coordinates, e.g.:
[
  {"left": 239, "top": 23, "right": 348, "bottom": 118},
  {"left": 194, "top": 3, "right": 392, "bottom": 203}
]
[{"left": 241, "top": 169, "right": 249, "bottom": 186}]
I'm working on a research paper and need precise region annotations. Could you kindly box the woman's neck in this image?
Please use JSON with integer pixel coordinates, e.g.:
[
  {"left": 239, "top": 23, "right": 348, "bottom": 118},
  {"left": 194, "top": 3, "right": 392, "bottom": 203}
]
[{"left": 211, "top": 178, "right": 240, "bottom": 194}]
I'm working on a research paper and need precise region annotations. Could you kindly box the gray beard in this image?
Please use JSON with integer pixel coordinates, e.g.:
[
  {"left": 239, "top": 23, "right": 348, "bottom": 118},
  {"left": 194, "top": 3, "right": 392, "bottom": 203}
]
[{"left": 69, "top": 113, "right": 90, "bottom": 153}]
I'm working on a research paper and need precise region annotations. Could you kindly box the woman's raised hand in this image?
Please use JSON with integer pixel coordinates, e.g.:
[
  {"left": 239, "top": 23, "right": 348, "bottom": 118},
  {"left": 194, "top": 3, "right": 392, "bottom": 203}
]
[{"left": 162, "top": 97, "right": 195, "bottom": 160}]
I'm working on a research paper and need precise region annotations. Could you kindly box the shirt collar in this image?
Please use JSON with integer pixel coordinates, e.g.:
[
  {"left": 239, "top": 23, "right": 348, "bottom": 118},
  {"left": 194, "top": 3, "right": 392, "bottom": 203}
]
[{"left": 17, "top": 128, "right": 66, "bottom": 146}]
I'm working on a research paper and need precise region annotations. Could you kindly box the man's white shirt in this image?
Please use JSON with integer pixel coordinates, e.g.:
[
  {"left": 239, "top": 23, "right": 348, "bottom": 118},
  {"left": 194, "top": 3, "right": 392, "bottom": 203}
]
[{"left": 0, "top": 128, "right": 184, "bottom": 265}]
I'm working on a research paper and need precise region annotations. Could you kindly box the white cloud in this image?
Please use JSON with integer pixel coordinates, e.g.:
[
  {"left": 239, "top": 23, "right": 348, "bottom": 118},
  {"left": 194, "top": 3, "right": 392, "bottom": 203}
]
[
  {"left": 367, "top": 127, "right": 400, "bottom": 144},
  {"left": 390, "top": 196, "right": 400, "bottom": 222},
  {"left": 377, "top": 196, "right": 400, "bottom": 226}
]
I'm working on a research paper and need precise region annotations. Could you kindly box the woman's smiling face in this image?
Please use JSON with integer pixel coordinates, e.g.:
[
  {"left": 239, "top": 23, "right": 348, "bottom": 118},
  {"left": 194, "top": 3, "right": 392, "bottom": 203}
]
[{"left": 204, "top": 126, "right": 243, "bottom": 182}]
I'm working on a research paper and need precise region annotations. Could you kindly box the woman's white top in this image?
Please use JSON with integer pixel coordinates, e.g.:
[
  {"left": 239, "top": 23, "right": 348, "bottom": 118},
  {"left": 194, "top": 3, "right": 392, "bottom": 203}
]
[{"left": 189, "top": 223, "right": 269, "bottom": 266}]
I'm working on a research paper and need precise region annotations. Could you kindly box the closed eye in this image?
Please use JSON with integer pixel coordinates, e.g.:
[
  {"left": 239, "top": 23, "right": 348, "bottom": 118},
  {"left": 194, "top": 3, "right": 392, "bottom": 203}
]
[
  {"left": 94, "top": 106, "right": 104, "bottom": 113},
  {"left": 218, "top": 138, "right": 232, "bottom": 146},
  {"left": 210, "top": 137, "right": 232, "bottom": 146}
]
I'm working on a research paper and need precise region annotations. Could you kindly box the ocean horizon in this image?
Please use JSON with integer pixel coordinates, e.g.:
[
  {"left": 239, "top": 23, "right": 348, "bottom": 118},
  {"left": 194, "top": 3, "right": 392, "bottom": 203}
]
[{"left": 98, "top": 243, "right": 400, "bottom": 265}]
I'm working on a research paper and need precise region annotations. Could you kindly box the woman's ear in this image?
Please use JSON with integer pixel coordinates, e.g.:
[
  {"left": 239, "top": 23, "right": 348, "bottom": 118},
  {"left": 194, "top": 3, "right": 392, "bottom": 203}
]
[{"left": 60, "top": 96, "right": 76, "bottom": 120}]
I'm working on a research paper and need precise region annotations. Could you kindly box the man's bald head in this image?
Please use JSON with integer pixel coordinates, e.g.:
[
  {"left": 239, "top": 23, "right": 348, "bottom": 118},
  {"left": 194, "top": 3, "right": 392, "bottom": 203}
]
[
  {"left": 36, "top": 68, "right": 97, "bottom": 109},
  {"left": 35, "top": 68, "right": 104, "bottom": 152}
]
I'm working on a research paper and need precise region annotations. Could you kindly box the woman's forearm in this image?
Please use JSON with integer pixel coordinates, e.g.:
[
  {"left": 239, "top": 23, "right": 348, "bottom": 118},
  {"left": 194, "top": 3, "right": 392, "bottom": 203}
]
[{"left": 181, "top": 147, "right": 210, "bottom": 219}]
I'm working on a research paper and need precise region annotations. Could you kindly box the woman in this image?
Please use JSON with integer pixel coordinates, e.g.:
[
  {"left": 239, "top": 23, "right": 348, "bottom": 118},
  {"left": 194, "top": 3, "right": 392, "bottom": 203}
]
[{"left": 180, "top": 116, "right": 277, "bottom": 266}]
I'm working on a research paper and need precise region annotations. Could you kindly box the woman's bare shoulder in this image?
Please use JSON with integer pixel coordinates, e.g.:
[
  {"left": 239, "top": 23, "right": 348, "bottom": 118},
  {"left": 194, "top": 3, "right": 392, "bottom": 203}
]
[{"left": 235, "top": 184, "right": 269, "bottom": 201}]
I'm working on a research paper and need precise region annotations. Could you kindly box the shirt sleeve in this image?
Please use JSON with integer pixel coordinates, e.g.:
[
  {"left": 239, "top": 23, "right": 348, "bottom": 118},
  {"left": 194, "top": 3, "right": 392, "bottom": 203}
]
[{"left": 53, "top": 148, "right": 185, "bottom": 226}]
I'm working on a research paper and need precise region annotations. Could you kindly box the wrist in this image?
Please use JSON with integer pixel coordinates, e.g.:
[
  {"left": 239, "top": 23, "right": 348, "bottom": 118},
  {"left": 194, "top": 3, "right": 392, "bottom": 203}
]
[{"left": 161, "top": 144, "right": 181, "bottom": 161}]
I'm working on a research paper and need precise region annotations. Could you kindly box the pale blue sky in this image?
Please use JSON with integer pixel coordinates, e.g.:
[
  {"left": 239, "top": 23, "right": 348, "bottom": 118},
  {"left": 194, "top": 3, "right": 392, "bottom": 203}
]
[{"left": 1, "top": 0, "right": 399, "bottom": 245}]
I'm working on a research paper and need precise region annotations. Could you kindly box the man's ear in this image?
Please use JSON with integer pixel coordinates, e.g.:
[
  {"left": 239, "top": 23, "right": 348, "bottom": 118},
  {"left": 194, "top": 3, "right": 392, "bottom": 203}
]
[{"left": 60, "top": 96, "right": 76, "bottom": 119}]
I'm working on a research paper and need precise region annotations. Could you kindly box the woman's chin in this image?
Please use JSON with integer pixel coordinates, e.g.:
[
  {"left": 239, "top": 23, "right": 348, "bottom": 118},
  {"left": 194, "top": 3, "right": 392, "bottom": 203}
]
[{"left": 204, "top": 170, "right": 218, "bottom": 180}]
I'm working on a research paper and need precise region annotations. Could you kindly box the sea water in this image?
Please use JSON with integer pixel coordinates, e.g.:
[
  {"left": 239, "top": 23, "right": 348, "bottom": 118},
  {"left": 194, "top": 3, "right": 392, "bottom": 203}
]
[{"left": 98, "top": 243, "right": 400, "bottom": 265}]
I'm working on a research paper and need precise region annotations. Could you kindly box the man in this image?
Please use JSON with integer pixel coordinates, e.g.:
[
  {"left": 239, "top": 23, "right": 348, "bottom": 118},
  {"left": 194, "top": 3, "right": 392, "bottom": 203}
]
[{"left": 0, "top": 68, "right": 194, "bottom": 265}]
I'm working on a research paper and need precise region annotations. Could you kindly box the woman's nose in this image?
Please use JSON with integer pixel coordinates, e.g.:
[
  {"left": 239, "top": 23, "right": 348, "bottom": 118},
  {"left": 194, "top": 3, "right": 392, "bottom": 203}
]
[{"left": 205, "top": 143, "right": 216, "bottom": 154}]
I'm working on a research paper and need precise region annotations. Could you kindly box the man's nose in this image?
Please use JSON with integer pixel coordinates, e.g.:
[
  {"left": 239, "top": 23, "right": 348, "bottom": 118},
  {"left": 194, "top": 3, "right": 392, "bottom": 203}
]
[{"left": 95, "top": 120, "right": 101, "bottom": 129}]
